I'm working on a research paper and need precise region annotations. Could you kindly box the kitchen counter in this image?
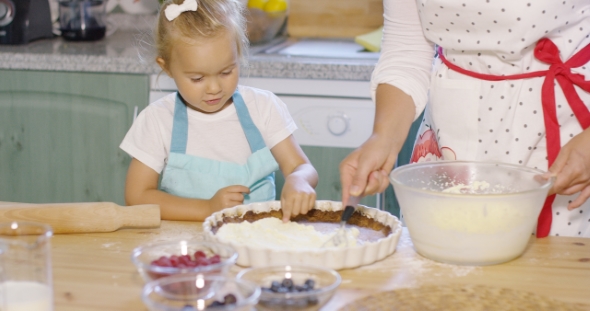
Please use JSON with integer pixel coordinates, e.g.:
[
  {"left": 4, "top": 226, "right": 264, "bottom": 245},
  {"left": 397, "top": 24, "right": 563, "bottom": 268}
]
[
  {"left": 46, "top": 220, "right": 590, "bottom": 310},
  {"left": 0, "top": 14, "right": 376, "bottom": 81}
]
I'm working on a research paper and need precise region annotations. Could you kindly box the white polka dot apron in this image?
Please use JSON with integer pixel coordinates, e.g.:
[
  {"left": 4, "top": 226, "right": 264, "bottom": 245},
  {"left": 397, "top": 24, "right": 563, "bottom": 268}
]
[{"left": 410, "top": 0, "right": 590, "bottom": 237}]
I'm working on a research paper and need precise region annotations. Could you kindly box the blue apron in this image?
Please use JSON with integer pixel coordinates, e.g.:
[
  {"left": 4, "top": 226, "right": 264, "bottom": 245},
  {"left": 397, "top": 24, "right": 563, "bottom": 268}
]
[{"left": 159, "top": 91, "right": 278, "bottom": 203}]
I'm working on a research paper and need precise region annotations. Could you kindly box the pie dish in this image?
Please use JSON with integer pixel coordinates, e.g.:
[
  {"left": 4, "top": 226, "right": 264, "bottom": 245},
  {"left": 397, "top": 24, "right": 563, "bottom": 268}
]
[{"left": 202, "top": 200, "right": 402, "bottom": 270}]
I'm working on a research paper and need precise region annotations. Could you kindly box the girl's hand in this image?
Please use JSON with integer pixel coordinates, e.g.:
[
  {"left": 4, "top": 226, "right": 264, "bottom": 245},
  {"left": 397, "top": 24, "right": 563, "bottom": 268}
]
[
  {"left": 280, "top": 176, "right": 316, "bottom": 222},
  {"left": 209, "top": 185, "right": 250, "bottom": 212},
  {"left": 544, "top": 128, "right": 590, "bottom": 210},
  {"left": 270, "top": 135, "right": 319, "bottom": 222}
]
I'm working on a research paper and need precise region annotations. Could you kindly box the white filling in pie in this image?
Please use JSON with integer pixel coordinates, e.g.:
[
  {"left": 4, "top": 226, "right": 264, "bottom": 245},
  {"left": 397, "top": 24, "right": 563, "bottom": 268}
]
[{"left": 215, "top": 217, "right": 360, "bottom": 250}]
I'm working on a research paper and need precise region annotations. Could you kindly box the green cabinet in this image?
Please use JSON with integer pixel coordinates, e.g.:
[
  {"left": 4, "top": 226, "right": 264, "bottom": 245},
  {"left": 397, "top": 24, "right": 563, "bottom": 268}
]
[{"left": 0, "top": 70, "right": 149, "bottom": 205}]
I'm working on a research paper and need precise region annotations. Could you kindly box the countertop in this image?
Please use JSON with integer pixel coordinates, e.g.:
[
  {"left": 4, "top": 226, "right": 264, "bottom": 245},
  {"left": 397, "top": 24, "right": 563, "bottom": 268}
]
[
  {"left": 43, "top": 220, "right": 590, "bottom": 310},
  {"left": 0, "top": 14, "right": 377, "bottom": 81}
]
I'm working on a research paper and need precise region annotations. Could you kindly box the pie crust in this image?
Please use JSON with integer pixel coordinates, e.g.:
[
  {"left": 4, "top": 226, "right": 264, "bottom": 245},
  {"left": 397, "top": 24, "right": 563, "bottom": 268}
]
[{"left": 202, "top": 200, "right": 402, "bottom": 270}]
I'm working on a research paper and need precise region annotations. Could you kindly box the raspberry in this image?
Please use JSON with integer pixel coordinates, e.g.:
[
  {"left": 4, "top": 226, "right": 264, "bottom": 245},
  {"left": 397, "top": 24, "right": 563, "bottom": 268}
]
[
  {"left": 149, "top": 251, "right": 223, "bottom": 275},
  {"left": 158, "top": 257, "right": 172, "bottom": 267},
  {"left": 209, "top": 255, "right": 221, "bottom": 264},
  {"left": 194, "top": 250, "right": 207, "bottom": 259},
  {"left": 195, "top": 257, "right": 209, "bottom": 267}
]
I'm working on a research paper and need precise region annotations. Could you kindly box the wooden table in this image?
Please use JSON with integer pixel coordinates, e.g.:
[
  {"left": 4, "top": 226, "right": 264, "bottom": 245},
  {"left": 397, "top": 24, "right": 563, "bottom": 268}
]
[{"left": 49, "top": 221, "right": 590, "bottom": 310}]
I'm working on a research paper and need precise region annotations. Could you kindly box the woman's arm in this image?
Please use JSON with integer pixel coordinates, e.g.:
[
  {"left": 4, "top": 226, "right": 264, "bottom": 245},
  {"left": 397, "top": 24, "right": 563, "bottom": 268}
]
[
  {"left": 340, "top": 84, "right": 416, "bottom": 205},
  {"left": 340, "top": 0, "right": 435, "bottom": 206},
  {"left": 124, "top": 158, "right": 249, "bottom": 221},
  {"left": 270, "top": 135, "right": 318, "bottom": 222}
]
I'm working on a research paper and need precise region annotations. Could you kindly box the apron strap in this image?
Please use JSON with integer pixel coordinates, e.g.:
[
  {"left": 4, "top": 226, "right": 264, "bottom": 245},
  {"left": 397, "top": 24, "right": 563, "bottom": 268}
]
[
  {"left": 232, "top": 90, "right": 267, "bottom": 153},
  {"left": 170, "top": 93, "right": 189, "bottom": 154},
  {"left": 169, "top": 91, "right": 268, "bottom": 154}
]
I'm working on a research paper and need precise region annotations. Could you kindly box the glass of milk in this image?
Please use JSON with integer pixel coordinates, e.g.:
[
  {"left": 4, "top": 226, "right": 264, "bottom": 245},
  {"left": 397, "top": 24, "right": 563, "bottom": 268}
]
[{"left": 0, "top": 222, "right": 53, "bottom": 311}]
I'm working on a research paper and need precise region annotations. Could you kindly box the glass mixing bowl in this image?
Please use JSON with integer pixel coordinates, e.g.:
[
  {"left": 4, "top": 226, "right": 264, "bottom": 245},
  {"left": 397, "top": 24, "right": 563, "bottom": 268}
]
[{"left": 389, "top": 161, "right": 553, "bottom": 265}]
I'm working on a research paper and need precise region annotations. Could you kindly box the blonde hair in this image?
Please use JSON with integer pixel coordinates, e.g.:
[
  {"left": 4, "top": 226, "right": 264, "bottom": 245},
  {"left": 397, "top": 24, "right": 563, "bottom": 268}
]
[{"left": 156, "top": 0, "right": 249, "bottom": 69}]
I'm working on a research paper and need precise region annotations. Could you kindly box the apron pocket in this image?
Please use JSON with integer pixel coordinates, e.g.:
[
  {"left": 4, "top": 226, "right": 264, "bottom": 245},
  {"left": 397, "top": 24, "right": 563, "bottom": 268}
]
[{"left": 429, "top": 74, "right": 481, "bottom": 161}]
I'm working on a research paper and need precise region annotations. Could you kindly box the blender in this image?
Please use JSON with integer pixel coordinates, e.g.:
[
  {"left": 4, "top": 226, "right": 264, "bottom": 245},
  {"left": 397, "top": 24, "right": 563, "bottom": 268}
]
[{"left": 58, "top": 0, "right": 107, "bottom": 41}]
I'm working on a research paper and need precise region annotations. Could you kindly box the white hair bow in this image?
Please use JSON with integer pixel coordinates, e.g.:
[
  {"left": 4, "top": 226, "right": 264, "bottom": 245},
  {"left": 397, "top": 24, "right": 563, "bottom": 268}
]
[{"left": 164, "top": 0, "right": 198, "bottom": 21}]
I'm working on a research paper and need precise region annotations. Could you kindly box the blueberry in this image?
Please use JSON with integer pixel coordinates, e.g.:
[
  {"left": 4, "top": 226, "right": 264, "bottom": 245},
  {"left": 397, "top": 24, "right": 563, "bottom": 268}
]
[
  {"left": 282, "top": 278, "right": 294, "bottom": 288},
  {"left": 304, "top": 279, "right": 315, "bottom": 289},
  {"left": 295, "top": 285, "right": 306, "bottom": 292},
  {"left": 277, "top": 286, "right": 289, "bottom": 293},
  {"left": 270, "top": 281, "right": 281, "bottom": 292},
  {"left": 209, "top": 300, "right": 224, "bottom": 307},
  {"left": 223, "top": 294, "right": 237, "bottom": 305}
]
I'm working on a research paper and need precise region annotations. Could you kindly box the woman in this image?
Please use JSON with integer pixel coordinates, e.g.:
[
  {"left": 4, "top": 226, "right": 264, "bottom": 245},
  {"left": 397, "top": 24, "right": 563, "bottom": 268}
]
[{"left": 340, "top": 0, "right": 590, "bottom": 237}]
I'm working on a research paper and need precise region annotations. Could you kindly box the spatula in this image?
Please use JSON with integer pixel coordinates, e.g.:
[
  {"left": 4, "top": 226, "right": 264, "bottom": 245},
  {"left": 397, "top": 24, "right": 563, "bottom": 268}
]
[{"left": 322, "top": 196, "right": 359, "bottom": 248}]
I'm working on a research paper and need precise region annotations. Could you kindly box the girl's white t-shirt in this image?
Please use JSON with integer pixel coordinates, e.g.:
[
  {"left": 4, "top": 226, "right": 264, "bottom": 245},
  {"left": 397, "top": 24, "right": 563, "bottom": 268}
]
[{"left": 119, "top": 85, "right": 297, "bottom": 174}]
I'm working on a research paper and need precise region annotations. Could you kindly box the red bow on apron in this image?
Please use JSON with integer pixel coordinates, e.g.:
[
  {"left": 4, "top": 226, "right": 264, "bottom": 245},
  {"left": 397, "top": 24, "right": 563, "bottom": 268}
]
[{"left": 438, "top": 38, "right": 590, "bottom": 238}]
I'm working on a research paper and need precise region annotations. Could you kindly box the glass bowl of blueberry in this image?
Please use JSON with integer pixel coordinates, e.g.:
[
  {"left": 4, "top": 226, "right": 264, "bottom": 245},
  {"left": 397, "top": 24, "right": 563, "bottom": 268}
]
[
  {"left": 236, "top": 264, "right": 341, "bottom": 311},
  {"left": 132, "top": 240, "right": 238, "bottom": 282},
  {"left": 142, "top": 274, "right": 261, "bottom": 311}
]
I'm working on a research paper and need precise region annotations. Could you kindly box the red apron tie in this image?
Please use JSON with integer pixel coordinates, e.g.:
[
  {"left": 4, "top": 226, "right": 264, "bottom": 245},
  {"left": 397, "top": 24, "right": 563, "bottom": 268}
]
[{"left": 438, "top": 38, "right": 590, "bottom": 238}]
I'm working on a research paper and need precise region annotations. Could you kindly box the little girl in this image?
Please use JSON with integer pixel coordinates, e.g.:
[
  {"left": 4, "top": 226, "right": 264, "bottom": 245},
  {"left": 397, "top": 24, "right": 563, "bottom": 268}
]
[{"left": 120, "top": 0, "right": 318, "bottom": 221}]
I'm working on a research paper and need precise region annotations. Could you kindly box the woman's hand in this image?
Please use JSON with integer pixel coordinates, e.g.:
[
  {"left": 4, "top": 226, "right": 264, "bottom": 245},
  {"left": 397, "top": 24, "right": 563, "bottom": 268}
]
[
  {"left": 340, "top": 134, "right": 396, "bottom": 205},
  {"left": 545, "top": 128, "right": 590, "bottom": 210},
  {"left": 340, "top": 83, "right": 417, "bottom": 207},
  {"left": 209, "top": 185, "right": 250, "bottom": 212}
]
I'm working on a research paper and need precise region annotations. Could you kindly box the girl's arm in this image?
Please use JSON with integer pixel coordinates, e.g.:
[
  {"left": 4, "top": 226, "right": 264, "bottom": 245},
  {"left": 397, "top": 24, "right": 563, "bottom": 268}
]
[
  {"left": 270, "top": 135, "right": 318, "bottom": 222},
  {"left": 124, "top": 158, "right": 249, "bottom": 221}
]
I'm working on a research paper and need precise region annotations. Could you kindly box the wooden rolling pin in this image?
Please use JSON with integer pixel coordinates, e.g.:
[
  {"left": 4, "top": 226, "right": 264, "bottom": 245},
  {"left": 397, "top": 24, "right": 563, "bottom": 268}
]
[{"left": 0, "top": 202, "right": 161, "bottom": 234}]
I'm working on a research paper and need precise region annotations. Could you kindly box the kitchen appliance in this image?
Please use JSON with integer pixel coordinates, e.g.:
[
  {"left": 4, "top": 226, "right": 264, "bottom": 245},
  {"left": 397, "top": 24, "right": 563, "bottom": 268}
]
[
  {"left": 0, "top": 0, "right": 54, "bottom": 44},
  {"left": 58, "top": 0, "right": 107, "bottom": 41}
]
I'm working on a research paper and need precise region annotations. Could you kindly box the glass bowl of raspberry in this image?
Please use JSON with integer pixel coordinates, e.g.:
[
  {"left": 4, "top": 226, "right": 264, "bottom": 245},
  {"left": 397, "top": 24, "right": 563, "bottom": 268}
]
[
  {"left": 131, "top": 240, "right": 238, "bottom": 282},
  {"left": 236, "top": 264, "right": 341, "bottom": 311},
  {"left": 142, "top": 274, "right": 261, "bottom": 311}
]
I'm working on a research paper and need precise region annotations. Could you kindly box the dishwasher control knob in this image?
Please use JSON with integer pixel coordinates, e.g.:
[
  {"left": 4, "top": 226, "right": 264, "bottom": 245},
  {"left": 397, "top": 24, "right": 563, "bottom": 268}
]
[
  {"left": 327, "top": 113, "right": 349, "bottom": 136},
  {"left": 0, "top": 0, "right": 15, "bottom": 27}
]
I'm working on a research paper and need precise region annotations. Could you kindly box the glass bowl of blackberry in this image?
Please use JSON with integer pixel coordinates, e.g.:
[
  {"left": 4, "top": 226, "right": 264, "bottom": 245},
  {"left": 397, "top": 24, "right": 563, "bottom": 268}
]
[
  {"left": 142, "top": 274, "right": 261, "bottom": 311},
  {"left": 131, "top": 240, "right": 238, "bottom": 282},
  {"left": 236, "top": 264, "right": 341, "bottom": 311}
]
